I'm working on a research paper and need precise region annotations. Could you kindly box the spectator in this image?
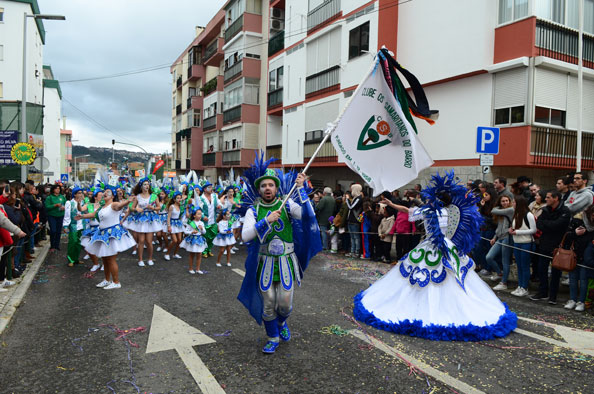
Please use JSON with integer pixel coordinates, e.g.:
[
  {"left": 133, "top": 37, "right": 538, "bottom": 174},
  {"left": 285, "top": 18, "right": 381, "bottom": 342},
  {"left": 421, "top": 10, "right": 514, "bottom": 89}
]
[
  {"left": 565, "top": 172, "right": 593, "bottom": 215},
  {"left": 390, "top": 197, "right": 414, "bottom": 260},
  {"left": 486, "top": 194, "right": 514, "bottom": 290},
  {"left": 565, "top": 204, "right": 594, "bottom": 312},
  {"left": 493, "top": 177, "right": 514, "bottom": 201},
  {"left": 515, "top": 176, "right": 532, "bottom": 200},
  {"left": 0, "top": 186, "right": 26, "bottom": 291},
  {"left": 529, "top": 183, "right": 541, "bottom": 203},
  {"left": 365, "top": 202, "right": 383, "bottom": 261},
  {"left": 315, "top": 187, "right": 336, "bottom": 251},
  {"left": 334, "top": 184, "right": 344, "bottom": 198},
  {"left": 528, "top": 189, "right": 547, "bottom": 280},
  {"left": 509, "top": 196, "right": 537, "bottom": 297},
  {"left": 476, "top": 187, "right": 498, "bottom": 276},
  {"left": 378, "top": 208, "right": 395, "bottom": 263},
  {"left": 23, "top": 183, "right": 42, "bottom": 257},
  {"left": 336, "top": 192, "right": 350, "bottom": 253},
  {"left": 44, "top": 184, "right": 66, "bottom": 252},
  {"left": 556, "top": 176, "right": 571, "bottom": 202},
  {"left": 530, "top": 191, "right": 571, "bottom": 304},
  {"left": 360, "top": 201, "right": 373, "bottom": 260},
  {"left": 346, "top": 184, "right": 363, "bottom": 258}
]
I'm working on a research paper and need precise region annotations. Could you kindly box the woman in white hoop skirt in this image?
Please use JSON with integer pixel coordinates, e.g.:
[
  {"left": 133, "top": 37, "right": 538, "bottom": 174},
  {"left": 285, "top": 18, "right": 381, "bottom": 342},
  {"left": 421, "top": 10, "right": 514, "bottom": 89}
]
[{"left": 353, "top": 172, "right": 517, "bottom": 341}]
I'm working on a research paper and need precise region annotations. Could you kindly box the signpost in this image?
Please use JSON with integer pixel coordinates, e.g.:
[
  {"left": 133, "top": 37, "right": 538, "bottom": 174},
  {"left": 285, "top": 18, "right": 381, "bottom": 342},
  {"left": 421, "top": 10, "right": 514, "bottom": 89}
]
[
  {"left": 476, "top": 127, "right": 500, "bottom": 154},
  {"left": 60, "top": 173, "right": 69, "bottom": 183}
]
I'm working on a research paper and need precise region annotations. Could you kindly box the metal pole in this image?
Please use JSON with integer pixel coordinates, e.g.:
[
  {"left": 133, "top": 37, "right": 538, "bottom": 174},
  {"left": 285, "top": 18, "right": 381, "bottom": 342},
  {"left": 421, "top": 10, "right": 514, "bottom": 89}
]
[
  {"left": 576, "top": 0, "right": 584, "bottom": 171},
  {"left": 20, "top": 12, "right": 28, "bottom": 182}
]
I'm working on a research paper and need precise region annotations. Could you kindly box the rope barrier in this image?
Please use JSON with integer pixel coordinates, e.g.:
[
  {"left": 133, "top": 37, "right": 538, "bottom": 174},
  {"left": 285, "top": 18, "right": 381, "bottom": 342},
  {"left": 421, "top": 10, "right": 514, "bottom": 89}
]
[{"left": 0, "top": 225, "right": 45, "bottom": 257}]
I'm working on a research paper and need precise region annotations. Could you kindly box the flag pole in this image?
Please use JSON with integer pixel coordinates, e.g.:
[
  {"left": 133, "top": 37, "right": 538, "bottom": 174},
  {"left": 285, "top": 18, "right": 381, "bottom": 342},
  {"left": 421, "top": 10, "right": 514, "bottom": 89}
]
[{"left": 281, "top": 54, "right": 380, "bottom": 206}]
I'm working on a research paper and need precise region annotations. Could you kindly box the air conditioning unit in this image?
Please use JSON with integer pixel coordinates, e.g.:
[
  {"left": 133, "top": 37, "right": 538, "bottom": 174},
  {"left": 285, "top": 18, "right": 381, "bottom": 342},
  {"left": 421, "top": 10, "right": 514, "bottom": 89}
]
[
  {"left": 271, "top": 8, "right": 284, "bottom": 19},
  {"left": 270, "top": 19, "right": 284, "bottom": 32}
]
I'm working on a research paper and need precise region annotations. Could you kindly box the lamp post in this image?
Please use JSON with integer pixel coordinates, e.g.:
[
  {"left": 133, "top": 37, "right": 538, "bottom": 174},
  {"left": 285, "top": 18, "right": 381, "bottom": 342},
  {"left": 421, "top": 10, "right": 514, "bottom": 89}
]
[
  {"left": 21, "top": 13, "right": 65, "bottom": 182},
  {"left": 112, "top": 140, "right": 152, "bottom": 177},
  {"left": 74, "top": 154, "right": 90, "bottom": 183}
]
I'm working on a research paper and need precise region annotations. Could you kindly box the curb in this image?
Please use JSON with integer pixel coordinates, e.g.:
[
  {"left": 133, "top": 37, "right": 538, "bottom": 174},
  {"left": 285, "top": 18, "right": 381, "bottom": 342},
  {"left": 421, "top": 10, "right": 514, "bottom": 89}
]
[{"left": 0, "top": 242, "right": 50, "bottom": 336}]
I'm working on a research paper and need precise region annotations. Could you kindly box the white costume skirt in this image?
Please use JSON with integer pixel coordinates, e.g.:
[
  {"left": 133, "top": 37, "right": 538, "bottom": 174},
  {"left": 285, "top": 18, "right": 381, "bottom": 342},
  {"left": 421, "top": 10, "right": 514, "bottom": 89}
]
[
  {"left": 180, "top": 234, "right": 207, "bottom": 253},
  {"left": 80, "top": 225, "right": 99, "bottom": 248},
  {"left": 166, "top": 218, "right": 184, "bottom": 234},
  {"left": 213, "top": 233, "right": 236, "bottom": 247},
  {"left": 353, "top": 238, "right": 517, "bottom": 341},
  {"left": 84, "top": 224, "right": 137, "bottom": 257}
]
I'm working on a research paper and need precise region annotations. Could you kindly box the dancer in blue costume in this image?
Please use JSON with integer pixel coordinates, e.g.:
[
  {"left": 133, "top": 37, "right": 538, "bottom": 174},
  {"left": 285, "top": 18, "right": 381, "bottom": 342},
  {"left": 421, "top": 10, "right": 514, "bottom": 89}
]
[
  {"left": 238, "top": 153, "right": 322, "bottom": 354},
  {"left": 354, "top": 172, "right": 517, "bottom": 341}
]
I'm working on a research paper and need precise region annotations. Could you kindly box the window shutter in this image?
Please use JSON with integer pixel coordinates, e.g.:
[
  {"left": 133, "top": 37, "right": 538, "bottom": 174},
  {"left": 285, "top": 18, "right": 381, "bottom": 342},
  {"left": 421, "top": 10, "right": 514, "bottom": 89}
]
[
  {"left": 494, "top": 68, "right": 527, "bottom": 108},
  {"left": 534, "top": 68, "right": 567, "bottom": 110},
  {"left": 305, "top": 99, "right": 339, "bottom": 132}
]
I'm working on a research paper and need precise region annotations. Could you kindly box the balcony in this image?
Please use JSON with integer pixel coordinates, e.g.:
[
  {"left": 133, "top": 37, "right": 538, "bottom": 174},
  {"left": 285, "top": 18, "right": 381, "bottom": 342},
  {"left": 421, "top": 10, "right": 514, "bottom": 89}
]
[
  {"left": 176, "top": 104, "right": 182, "bottom": 115},
  {"left": 176, "top": 76, "right": 182, "bottom": 89},
  {"left": 224, "top": 59, "right": 243, "bottom": 83},
  {"left": 204, "top": 37, "right": 224, "bottom": 66},
  {"left": 307, "top": 0, "right": 341, "bottom": 32},
  {"left": 266, "top": 145, "right": 282, "bottom": 162},
  {"left": 268, "top": 31, "right": 284, "bottom": 57},
  {"left": 202, "top": 77, "right": 218, "bottom": 96},
  {"left": 187, "top": 64, "right": 203, "bottom": 81},
  {"left": 530, "top": 127, "right": 594, "bottom": 169},
  {"left": 203, "top": 115, "right": 217, "bottom": 131},
  {"left": 223, "top": 105, "right": 242, "bottom": 124},
  {"left": 204, "top": 39, "right": 218, "bottom": 62},
  {"left": 203, "top": 152, "right": 216, "bottom": 166},
  {"left": 267, "top": 88, "right": 283, "bottom": 108},
  {"left": 225, "top": 14, "right": 243, "bottom": 43},
  {"left": 305, "top": 65, "right": 340, "bottom": 97},
  {"left": 223, "top": 150, "right": 241, "bottom": 166},
  {"left": 535, "top": 19, "right": 594, "bottom": 69},
  {"left": 304, "top": 140, "right": 337, "bottom": 161}
]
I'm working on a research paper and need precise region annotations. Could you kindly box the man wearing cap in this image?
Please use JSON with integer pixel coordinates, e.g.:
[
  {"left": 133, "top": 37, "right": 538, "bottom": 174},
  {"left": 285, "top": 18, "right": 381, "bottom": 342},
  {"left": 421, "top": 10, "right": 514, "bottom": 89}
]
[
  {"left": 315, "top": 187, "right": 336, "bottom": 251},
  {"left": 63, "top": 187, "right": 86, "bottom": 267},
  {"left": 198, "top": 181, "right": 222, "bottom": 257},
  {"left": 240, "top": 166, "right": 321, "bottom": 354}
]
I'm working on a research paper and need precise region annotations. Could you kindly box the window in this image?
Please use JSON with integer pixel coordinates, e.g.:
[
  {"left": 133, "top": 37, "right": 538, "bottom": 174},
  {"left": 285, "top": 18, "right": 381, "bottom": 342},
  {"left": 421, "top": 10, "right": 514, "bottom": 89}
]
[
  {"left": 305, "top": 129, "right": 324, "bottom": 142},
  {"left": 536, "top": 0, "right": 594, "bottom": 34},
  {"left": 534, "top": 106, "right": 566, "bottom": 126},
  {"left": 193, "top": 111, "right": 201, "bottom": 127},
  {"left": 0, "top": 82, "right": 3, "bottom": 98},
  {"left": 0, "top": 45, "right": 3, "bottom": 61},
  {"left": 494, "top": 106, "right": 525, "bottom": 125},
  {"left": 498, "top": 0, "right": 529, "bottom": 24},
  {"left": 186, "top": 139, "right": 192, "bottom": 158},
  {"left": 349, "top": 21, "right": 370, "bottom": 59},
  {"left": 269, "top": 66, "right": 283, "bottom": 91},
  {"left": 176, "top": 142, "right": 181, "bottom": 159},
  {"left": 0, "top": 8, "right": 4, "bottom": 22}
]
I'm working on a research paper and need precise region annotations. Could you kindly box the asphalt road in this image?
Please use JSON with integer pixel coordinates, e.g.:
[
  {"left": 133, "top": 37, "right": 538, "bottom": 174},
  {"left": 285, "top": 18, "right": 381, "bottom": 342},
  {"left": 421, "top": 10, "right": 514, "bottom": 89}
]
[{"left": 0, "top": 241, "right": 593, "bottom": 394}]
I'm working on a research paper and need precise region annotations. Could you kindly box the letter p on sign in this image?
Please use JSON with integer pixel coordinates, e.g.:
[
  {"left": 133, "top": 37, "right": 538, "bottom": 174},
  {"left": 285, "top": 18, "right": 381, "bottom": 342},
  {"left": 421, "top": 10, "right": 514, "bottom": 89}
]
[{"left": 476, "top": 127, "right": 500, "bottom": 155}]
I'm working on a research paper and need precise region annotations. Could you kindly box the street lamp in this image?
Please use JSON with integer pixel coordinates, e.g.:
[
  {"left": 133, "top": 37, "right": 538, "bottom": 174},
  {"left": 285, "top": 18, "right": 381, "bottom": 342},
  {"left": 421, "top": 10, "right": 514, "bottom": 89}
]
[
  {"left": 74, "top": 154, "right": 90, "bottom": 183},
  {"left": 21, "top": 13, "right": 66, "bottom": 182}
]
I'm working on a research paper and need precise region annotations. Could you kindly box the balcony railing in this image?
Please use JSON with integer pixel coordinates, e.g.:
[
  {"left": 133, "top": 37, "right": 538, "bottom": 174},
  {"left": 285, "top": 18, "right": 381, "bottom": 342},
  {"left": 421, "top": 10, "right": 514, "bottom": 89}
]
[
  {"left": 223, "top": 106, "right": 241, "bottom": 124},
  {"left": 305, "top": 65, "right": 340, "bottom": 96},
  {"left": 203, "top": 115, "right": 217, "bottom": 131},
  {"left": 536, "top": 19, "right": 594, "bottom": 67},
  {"left": 202, "top": 77, "right": 218, "bottom": 96},
  {"left": 203, "top": 152, "right": 216, "bottom": 166},
  {"left": 204, "top": 39, "right": 219, "bottom": 63},
  {"left": 531, "top": 127, "right": 594, "bottom": 169},
  {"left": 268, "top": 31, "right": 284, "bottom": 56},
  {"left": 267, "top": 88, "right": 283, "bottom": 108},
  {"left": 224, "top": 59, "right": 243, "bottom": 83},
  {"left": 307, "top": 0, "right": 341, "bottom": 32},
  {"left": 225, "top": 14, "right": 244, "bottom": 43},
  {"left": 223, "top": 150, "right": 241, "bottom": 165},
  {"left": 176, "top": 76, "right": 182, "bottom": 89},
  {"left": 304, "top": 140, "right": 337, "bottom": 160}
]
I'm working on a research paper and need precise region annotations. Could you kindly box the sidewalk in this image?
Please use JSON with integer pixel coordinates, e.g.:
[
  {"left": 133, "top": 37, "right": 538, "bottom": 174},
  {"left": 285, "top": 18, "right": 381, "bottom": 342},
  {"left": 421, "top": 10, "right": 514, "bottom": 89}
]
[{"left": 0, "top": 241, "right": 50, "bottom": 336}]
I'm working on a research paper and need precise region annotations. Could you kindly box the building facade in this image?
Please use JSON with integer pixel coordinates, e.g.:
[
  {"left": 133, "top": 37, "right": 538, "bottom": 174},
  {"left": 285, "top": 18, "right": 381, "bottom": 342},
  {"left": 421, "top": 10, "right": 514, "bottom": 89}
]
[{"left": 42, "top": 65, "right": 62, "bottom": 183}]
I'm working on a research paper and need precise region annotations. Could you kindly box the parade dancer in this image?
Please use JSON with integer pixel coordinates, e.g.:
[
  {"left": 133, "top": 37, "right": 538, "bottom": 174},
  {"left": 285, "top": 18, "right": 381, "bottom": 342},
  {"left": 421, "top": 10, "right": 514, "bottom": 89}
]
[
  {"left": 354, "top": 172, "right": 517, "bottom": 341},
  {"left": 164, "top": 192, "right": 184, "bottom": 260},
  {"left": 198, "top": 181, "right": 222, "bottom": 258},
  {"left": 221, "top": 186, "right": 241, "bottom": 254},
  {"left": 80, "top": 188, "right": 103, "bottom": 272},
  {"left": 238, "top": 154, "right": 321, "bottom": 354},
  {"left": 63, "top": 187, "right": 85, "bottom": 267},
  {"left": 180, "top": 206, "right": 206, "bottom": 274},
  {"left": 127, "top": 178, "right": 161, "bottom": 266},
  {"left": 76, "top": 188, "right": 136, "bottom": 290},
  {"left": 214, "top": 209, "right": 236, "bottom": 267},
  {"left": 155, "top": 190, "right": 168, "bottom": 252}
]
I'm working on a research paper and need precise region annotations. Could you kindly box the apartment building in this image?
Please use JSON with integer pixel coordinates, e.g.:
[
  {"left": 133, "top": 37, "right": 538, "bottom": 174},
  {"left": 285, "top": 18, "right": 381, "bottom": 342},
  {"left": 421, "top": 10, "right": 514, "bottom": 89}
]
[{"left": 42, "top": 65, "right": 63, "bottom": 183}]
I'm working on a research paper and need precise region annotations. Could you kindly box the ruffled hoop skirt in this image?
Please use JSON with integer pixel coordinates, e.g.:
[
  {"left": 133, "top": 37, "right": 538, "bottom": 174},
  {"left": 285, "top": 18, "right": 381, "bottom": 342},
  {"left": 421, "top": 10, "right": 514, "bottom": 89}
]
[
  {"left": 126, "top": 211, "right": 162, "bottom": 233},
  {"left": 213, "top": 232, "right": 236, "bottom": 247},
  {"left": 180, "top": 234, "right": 207, "bottom": 253},
  {"left": 84, "top": 224, "right": 137, "bottom": 257}
]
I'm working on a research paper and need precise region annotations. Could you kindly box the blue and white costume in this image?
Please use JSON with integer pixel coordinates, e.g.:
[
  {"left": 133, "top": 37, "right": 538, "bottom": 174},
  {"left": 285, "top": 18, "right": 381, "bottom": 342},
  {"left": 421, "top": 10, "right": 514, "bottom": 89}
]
[
  {"left": 80, "top": 214, "right": 99, "bottom": 249},
  {"left": 85, "top": 204, "right": 137, "bottom": 257},
  {"left": 126, "top": 195, "right": 161, "bottom": 233},
  {"left": 180, "top": 220, "right": 207, "bottom": 253},
  {"left": 354, "top": 172, "right": 517, "bottom": 341},
  {"left": 213, "top": 220, "right": 236, "bottom": 247},
  {"left": 167, "top": 206, "right": 184, "bottom": 234}
]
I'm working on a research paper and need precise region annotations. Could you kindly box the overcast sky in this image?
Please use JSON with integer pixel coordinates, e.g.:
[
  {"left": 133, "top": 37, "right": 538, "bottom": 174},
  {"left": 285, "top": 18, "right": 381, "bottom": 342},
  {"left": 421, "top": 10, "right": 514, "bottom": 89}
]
[{"left": 41, "top": 0, "right": 226, "bottom": 154}]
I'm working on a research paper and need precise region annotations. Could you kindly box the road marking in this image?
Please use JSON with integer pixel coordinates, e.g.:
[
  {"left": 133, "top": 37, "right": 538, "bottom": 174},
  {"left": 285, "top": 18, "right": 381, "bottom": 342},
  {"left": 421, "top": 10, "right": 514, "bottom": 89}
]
[
  {"left": 515, "top": 316, "right": 594, "bottom": 357},
  {"left": 231, "top": 268, "right": 245, "bottom": 277},
  {"left": 349, "top": 330, "right": 486, "bottom": 394},
  {"left": 146, "top": 305, "right": 224, "bottom": 393}
]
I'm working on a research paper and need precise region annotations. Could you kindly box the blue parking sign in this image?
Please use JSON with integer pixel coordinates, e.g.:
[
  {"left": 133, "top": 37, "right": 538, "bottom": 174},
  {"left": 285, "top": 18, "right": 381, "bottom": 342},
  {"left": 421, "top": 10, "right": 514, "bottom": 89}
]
[
  {"left": 60, "top": 173, "right": 69, "bottom": 183},
  {"left": 476, "top": 127, "right": 500, "bottom": 154}
]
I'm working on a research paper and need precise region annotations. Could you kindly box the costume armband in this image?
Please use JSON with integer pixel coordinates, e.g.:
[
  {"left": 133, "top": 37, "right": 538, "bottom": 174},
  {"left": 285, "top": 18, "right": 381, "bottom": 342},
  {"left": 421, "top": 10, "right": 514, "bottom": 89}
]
[{"left": 295, "top": 187, "right": 309, "bottom": 205}]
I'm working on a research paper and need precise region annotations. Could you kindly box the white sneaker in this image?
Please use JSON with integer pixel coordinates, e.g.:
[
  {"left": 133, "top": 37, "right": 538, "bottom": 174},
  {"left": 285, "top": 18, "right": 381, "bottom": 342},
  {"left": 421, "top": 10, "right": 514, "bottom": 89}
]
[
  {"left": 489, "top": 274, "right": 501, "bottom": 281},
  {"left": 164, "top": 255, "right": 171, "bottom": 261},
  {"left": 156, "top": 246, "right": 162, "bottom": 252},
  {"left": 478, "top": 269, "right": 490, "bottom": 276},
  {"left": 227, "top": 262, "right": 232, "bottom": 267},
  {"left": 174, "top": 254, "right": 182, "bottom": 259},
  {"left": 224, "top": 250, "right": 227, "bottom": 255},
  {"left": 132, "top": 250, "right": 137, "bottom": 256},
  {"left": 517, "top": 288, "right": 528, "bottom": 297},
  {"left": 83, "top": 254, "right": 90, "bottom": 260},
  {"left": 96, "top": 280, "right": 111, "bottom": 288},
  {"left": 511, "top": 287, "right": 521, "bottom": 296},
  {"left": 216, "top": 263, "right": 222, "bottom": 267},
  {"left": 564, "top": 300, "right": 577, "bottom": 310},
  {"left": 100, "top": 265, "right": 104, "bottom": 271},
  {"left": 230, "top": 249, "right": 236, "bottom": 254},
  {"left": 575, "top": 302, "right": 585, "bottom": 312},
  {"left": 163, "top": 248, "right": 168, "bottom": 253},
  {"left": 147, "top": 260, "right": 154, "bottom": 266},
  {"left": 3, "top": 279, "right": 15, "bottom": 287},
  {"left": 197, "top": 270, "right": 204, "bottom": 274},
  {"left": 90, "top": 265, "right": 101, "bottom": 272},
  {"left": 103, "top": 282, "right": 121, "bottom": 290},
  {"left": 232, "top": 247, "right": 239, "bottom": 252},
  {"left": 138, "top": 261, "right": 145, "bottom": 267},
  {"left": 561, "top": 277, "right": 570, "bottom": 286},
  {"left": 493, "top": 282, "right": 508, "bottom": 291},
  {"left": 144, "top": 244, "right": 147, "bottom": 249},
  {"left": 189, "top": 270, "right": 196, "bottom": 274}
]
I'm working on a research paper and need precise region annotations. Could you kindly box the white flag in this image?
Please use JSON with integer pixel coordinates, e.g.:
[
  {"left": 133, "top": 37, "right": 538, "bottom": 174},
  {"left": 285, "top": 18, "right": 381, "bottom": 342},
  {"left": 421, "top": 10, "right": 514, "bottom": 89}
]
[{"left": 331, "top": 64, "right": 433, "bottom": 196}]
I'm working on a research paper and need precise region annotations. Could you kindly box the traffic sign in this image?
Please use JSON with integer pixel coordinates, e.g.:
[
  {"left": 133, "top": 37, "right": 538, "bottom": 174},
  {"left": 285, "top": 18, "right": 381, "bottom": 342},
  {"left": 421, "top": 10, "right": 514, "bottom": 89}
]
[
  {"left": 482, "top": 166, "right": 491, "bottom": 174},
  {"left": 480, "top": 154, "right": 494, "bottom": 166},
  {"left": 60, "top": 173, "right": 68, "bottom": 183},
  {"left": 476, "top": 127, "right": 500, "bottom": 154}
]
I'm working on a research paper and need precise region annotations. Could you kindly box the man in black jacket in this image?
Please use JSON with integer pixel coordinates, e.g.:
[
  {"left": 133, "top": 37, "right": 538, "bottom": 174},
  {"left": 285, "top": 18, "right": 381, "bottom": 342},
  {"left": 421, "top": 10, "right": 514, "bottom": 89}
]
[
  {"left": 23, "top": 183, "right": 42, "bottom": 251},
  {"left": 530, "top": 191, "right": 571, "bottom": 304}
]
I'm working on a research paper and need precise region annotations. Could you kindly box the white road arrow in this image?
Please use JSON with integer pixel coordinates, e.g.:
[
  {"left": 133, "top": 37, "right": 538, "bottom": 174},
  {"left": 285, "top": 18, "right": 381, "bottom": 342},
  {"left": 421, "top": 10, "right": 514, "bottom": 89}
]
[{"left": 146, "top": 304, "right": 225, "bottom": 393}]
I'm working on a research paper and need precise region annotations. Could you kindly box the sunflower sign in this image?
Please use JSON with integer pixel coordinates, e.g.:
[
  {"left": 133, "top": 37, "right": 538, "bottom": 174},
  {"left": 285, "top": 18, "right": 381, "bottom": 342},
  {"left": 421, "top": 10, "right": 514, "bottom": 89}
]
[{"left": 10, "top": 142, "right": 36, "bottom": 165}]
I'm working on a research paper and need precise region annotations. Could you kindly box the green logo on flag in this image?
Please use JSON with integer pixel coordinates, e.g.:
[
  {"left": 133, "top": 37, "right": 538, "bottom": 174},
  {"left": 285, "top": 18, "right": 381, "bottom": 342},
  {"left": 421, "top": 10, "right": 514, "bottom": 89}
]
[{"left": 357, "top": 115, "right": 392, "bottom": 151}]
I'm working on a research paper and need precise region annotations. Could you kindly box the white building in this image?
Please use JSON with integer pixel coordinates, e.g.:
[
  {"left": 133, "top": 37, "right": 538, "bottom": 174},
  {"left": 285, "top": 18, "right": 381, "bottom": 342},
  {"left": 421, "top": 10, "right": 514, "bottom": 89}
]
[{"left": 42, "top": 65, "right": 62, "bottom": 183}]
